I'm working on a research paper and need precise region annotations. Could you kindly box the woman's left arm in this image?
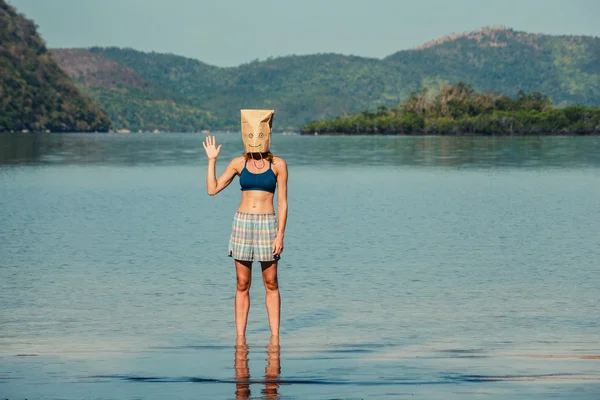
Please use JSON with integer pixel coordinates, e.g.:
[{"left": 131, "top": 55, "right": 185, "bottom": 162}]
[{"left": 272, "top": 159, "right": 288, "bottom": 257}]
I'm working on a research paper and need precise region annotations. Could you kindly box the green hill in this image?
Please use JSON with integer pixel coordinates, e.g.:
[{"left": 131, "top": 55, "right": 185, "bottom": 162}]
[
  {"left": 50, "top": 49, "right": 218, "bottom": 132},
  {"left": 86, "top": 47, "right": 401, "bottom": 130},
  {"left": 0, "top": 0, "right": 110, "bottom": 132},
  {"left": 51, "top": 26, "right": 600, "bottom": 131},
  {"left": 84, "top": 27, "right": 600, "bottom": 130},
  {"left": 383, "top": 27, "right": 600, "bottom": 106}
]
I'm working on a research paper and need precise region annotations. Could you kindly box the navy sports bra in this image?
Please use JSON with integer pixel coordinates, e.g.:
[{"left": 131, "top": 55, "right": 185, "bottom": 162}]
[{"left": 239, "top": 160, "right": 277, "bottom": 193}]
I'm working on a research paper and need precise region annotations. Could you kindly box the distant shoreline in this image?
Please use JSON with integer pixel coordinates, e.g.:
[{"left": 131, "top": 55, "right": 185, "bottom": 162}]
[{"left": 299, "top": 131, "right": 600, "bottom": 136}]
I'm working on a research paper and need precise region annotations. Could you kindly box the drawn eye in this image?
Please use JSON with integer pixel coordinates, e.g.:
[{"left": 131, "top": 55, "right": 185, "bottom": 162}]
[
  {"left": 259, "top": 133, "right": 264, "bottom": 138},
  {"left": 248, "top": 133, "right": 254, "bottom": 139}
]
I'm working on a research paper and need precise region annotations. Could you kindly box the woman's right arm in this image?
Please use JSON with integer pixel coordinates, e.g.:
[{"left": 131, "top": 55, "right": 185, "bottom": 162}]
[{"left": 203, "top": 135, "right": 239, "bottom": 196}]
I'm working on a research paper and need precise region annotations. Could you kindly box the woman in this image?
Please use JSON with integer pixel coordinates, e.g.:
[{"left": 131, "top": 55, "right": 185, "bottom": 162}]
[{"left": 202, "top": 109, "right": 288, "bottom": 338}]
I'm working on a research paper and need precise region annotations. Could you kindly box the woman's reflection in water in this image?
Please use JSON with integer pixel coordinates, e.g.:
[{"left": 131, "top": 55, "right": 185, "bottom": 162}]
[
  {"left": 234, "top": 336, "right": 251, "bottom": 399},
  {"left": 234, "top": 335, "right": 281, "bottom": 400},
  {"left": 261, "top": 335, "right": 281, "bottom": 399}
]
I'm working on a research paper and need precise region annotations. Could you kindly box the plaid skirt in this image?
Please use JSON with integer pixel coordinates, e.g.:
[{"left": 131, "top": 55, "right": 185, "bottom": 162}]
[{"left": 228, "top": 211, "right": 279, "bottom": 262}]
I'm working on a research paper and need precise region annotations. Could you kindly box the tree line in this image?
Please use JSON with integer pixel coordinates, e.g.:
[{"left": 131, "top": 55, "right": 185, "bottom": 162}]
[{"left": 300, "top": 83, "right": 600, "bottom": 135}]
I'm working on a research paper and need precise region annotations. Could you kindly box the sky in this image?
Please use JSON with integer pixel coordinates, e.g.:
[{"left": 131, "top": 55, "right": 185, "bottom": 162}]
[{"left": 8, "top": 0, "right": 600, "bottom": 67}]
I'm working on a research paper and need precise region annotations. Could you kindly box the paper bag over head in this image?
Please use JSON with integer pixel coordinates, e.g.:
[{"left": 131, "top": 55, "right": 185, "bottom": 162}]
[{"left": 241, "top": 109, "right": 274, "bottom": 153}]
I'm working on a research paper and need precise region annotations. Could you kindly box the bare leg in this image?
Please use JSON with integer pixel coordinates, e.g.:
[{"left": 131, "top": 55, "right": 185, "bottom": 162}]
[
  {"left": 261, "top": 261, "right": 280, "bottom": 337},
  {"left": 235, "top": 260, "right": 252, "bottom": 337}
]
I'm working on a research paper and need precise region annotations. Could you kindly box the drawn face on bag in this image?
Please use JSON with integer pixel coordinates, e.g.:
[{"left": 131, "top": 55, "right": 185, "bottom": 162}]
[{"left": 241, "top": 109, "right": 274, "bottom": 153}]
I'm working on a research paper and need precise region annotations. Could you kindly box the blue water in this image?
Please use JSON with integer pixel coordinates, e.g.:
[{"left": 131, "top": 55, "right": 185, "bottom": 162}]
[{"left": 1, "top": 133, "right": 599, "bottom": 399}]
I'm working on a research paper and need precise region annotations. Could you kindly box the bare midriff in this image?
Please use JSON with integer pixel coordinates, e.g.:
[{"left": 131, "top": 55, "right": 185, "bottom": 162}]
[{"left": 237, "top": 190, "right": 275, "bottom": 213}]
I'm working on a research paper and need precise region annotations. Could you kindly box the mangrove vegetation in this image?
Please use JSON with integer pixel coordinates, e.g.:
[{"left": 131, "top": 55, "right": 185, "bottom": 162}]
[{"left": 300, "top": 83, "right": 600, "bottom": 135}]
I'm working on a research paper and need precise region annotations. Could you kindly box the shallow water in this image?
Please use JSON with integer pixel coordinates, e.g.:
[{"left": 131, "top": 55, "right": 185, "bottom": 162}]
[{"left": 1, "top": 133, "right": 599, "bottom": 399}]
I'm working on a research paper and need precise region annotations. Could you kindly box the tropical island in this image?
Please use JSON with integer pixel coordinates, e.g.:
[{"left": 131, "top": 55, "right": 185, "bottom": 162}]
[{"left": 300, "top": 83, "right": 600, "bottom": 135}]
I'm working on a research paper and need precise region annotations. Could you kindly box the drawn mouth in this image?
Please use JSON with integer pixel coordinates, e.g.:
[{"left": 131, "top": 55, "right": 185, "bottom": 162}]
[{"left": 249, "top": 144, "right": 262, "bottom": 147}]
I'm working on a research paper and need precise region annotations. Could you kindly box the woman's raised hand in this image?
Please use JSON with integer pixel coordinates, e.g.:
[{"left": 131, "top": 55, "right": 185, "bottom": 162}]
[{"left": 202, "top": 135, "right": 222, "bottom": 160}]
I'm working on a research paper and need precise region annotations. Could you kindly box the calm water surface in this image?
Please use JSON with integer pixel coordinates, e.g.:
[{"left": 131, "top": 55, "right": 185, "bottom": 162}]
[{"left": 1, "top": 133, "right": 599, "bottom": 399}]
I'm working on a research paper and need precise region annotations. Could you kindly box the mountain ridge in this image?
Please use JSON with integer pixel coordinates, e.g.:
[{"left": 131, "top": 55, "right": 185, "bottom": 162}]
[
  {"left": 413, "top": 26, "right": 543, "bottom": 50},
  {"left": 53, "top": 26, "right": 600, "bottom": 68},
  {"left": 52, "top": 26, "right": 600, "bottom": 130}
]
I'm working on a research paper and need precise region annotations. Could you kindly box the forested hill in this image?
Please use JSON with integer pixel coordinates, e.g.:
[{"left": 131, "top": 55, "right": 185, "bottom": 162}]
[
  {"left": 50, "top": 49, "right": 217, "bottom": 132},
  {"left": 77, "top": 26, "right": 599, "bottom": 130},
  {"left": 383, "top": 27, "right": 600, "bottom": 107},
  {"left": 0, "top": 0, "right": 110, "bottom": 132}
]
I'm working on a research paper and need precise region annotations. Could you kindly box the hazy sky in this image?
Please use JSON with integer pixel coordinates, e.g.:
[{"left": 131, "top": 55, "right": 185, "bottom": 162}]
[{"left": 9, "top": 0, "right": 600, "bottom": 67}]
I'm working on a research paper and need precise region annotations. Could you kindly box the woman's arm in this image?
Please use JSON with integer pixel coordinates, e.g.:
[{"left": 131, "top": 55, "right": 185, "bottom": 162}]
[
  {"left": 206, "top": 158, "right": 239, "bottom": 196},
  {"left": 272, "top": 158, "right": 288, "bottom": 256},
  {"left": 203, "top": 135, "right": 239, "bottom": 196}
]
